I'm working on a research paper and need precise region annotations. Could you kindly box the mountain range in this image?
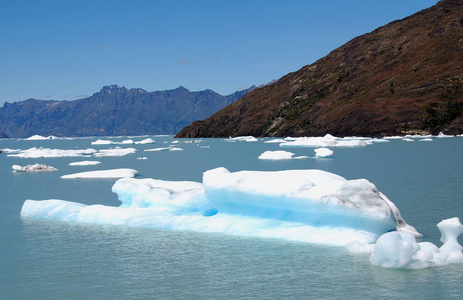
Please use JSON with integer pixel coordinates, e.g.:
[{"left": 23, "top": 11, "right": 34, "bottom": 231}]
[
  {"left": 0, "top": 85, "right": 254, "bottom": 138},
  {"left": 176, "top": 0, "right": 463, "bottom": 138}
]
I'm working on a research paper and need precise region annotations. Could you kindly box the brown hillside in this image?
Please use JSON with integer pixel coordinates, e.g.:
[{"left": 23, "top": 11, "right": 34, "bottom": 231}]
[{"left": 176, "top": 0, "right": 463, "bottom": 138}]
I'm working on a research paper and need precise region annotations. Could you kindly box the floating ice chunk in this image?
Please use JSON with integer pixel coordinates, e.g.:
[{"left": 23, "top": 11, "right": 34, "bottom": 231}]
[
  {"left": 120, "top": 139, "right": 134, "bottom": 144},
  {"left": 294, "top": 156, "right": 309, "bottom": 159},
  {"left": 25, "top": 135, "right": 59, "bottom": 140},
  {"left": 61, "top": 168, "right": 138, "bottom": 179},
  {"left": 436, "top": 217, "right": 463, "bottom": 264},
  {"left": 263, "top": 139, "right": 287, "bottom": 143},
  {"left": 403, "top": 138, "right": 414, "bottom": 142},
  {"left": 230, "top": 136, "right": 258, "bottom": 142},
  {"left": 8, "top": 147, "right": 97, "bottom": 158},
  {"left": 12, "top": 163, "right": 57, "bottom": 172},
  {"left": 280, "top": 134, "right": 367, "bottom": 148},
  {"left": 258, "top": 150, "right": 295, "bottom": 160},
  {"left": 144, "top": 147, "right": 183, "bottom": 152},
  {"left": 94, "top": 147, "right": 137, "bottom": 157},
  {"left": 437, "top": 132, "right": 454, "bottom": 138},
  {"left": 314, "top": 148, "right": 333, "bottom": 158},
  {"left": 21, "top": 167, "right": 419, "bottom": 247},
  {"left": 91, "top": 139, "right": 113, "bottom": 145},
  {"left": 69, "top": 161, "right": 101, "bottom": 166},
  {"left": 419, "top": 138, "right": 433, "bottom": 142},
  {"left": 137, "top": 157, "right": 148, "bottom": 160},
  {"left": 134, "top": 138, "right": 155, "bottom": 144},
  {"left": 370, "top": 217, "right": 463, "bottom": 269}
]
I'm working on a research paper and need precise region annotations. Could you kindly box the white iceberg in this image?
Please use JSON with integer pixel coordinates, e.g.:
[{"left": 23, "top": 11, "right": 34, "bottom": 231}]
[
  {"left": 314, "top": 148, "right": 333, "bottom": 158},
  {"left": 69, "top": 161, "right": 101, "bottom": 166},
  {"left": 258, "top": 150, "right": 295, "bottom": 160},
  {"left": 7, "top": 147, "right": 97, "bottom": 158},
  {"left": 280, "top": 134, "right": 367, "bottom": 148},
  {"left": 22, "top": 167, "right": 420, "bottom": 247},
  {"left": 144, "top": 147, "right": 183, "bottom": 152},
  {"left": 437, "top": 132, "right": 454, "bottom": 138},
  {"left": 91, "top": 139, "right": 114, "bottom": 145},
  {"left": 25, "top": 135, "right": 59, "bottom": 140},
  {"left": 61, "top": 168, "right": 138, "bottom": 179},
  {"left": 264, "top": 139, "right": 287, "bottom": 143},
  {"left": 368, "top": 217, "right": 463, "bottom": 269},
  {"left": 229, "top": 136, "right": 258, "bottom": 142},
  {"left": 94, "top": 147, "right": 137, "bottom": 157},
  {"left": 134, "top": 138, "right": 155, "bottom": 144},
  {"left": 12, "top": 163, "right": 57, "bottom": 172}
]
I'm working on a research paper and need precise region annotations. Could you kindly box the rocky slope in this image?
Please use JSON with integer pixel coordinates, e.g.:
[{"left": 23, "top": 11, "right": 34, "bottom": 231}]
[
  {"left": 176, "top": 0, "right": 463, "bottom": 138},
  {"left": 0, "top": 85, "right": 253, "bottom": 138}
]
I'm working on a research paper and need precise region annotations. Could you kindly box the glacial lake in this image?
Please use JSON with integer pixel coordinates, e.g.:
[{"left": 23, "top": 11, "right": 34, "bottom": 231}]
[{"left": 1, "top": 135, "right": 462, "bottom": 299}]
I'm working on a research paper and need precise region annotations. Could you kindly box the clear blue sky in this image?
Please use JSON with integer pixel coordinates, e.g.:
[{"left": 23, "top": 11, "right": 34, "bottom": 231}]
[{"left": 0, "top": 0, "right": 438, "bottom": 105}]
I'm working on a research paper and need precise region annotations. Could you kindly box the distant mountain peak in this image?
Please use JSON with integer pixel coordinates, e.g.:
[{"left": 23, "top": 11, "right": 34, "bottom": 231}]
[{"left": 100, "top": 85, "right": 127, "bottom": 94}]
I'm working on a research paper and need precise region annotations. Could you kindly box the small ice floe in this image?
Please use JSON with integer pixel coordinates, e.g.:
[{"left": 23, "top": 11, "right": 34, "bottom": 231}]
[
  {"left": 437, "top": 132, "right": 454, "bottom": 138},
  {"left": 12, "top": 163, "right": 57, "bottom": 172},
  {"left": 137, "top": 157, "right": 148, "bottom": 160},
  {"left": 264, "top": 139, "right": 287, "bottom": 144},
  {"left": 69, "top": 161, "right": 101, "bottom": 166},
  {"left": 314, "top": 148, "right": 333, "bottom": 158},
  {"left": 94, "top": 147, "right": 137, "bottom": 157},
  {"left": 24, "top": 135, "right": 59, "bottom": 140},
  {"left": 61, "top": 168, "right": 139, "bottom": 179},
  {"left": 280, "top": 134, "right": 367, "bottom": 148},
  {"left": 91, "top": 139, "right": 114, "bottom": 145},
  {"left": 134, "top": 138, "right": 155, "bottom": 144},
  {"left": 369, "top": 217, "right": 463, "bottom": 269},
  {"left": 144, "top": 147, "right": 183, "bottom": 152},
  {"left": 419, "top": 138, "right": 433, "bottom": 142},
  {"left": 228, "top": 136, "right": 258, "bottom": 142},
  {"left": 7, "top": 147, "right": 97, "bottom": 158},
  {"left": 403, "top": 138, "right": 414, "bottom": 142},
  {"left": 92, "top": 139, "right": 135, "bottom": 145},
  {"left": 258, "top": 150, "right": 295, "bottom": 160}
]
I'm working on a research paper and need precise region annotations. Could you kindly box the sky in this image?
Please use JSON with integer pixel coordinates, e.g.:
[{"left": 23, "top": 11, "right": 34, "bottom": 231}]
[{"left": 0, "top": 0, "right": 439, "bottom": 105}]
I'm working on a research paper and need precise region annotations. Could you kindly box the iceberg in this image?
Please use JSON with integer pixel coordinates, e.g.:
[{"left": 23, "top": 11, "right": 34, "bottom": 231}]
[
  {"left": 69, "top": 161, "right": 101, "bottom": 166},
  {"left": 93, "top": 147, "right": 137, "bottom": 157},
  {"left": 258, "top": 150, "right": 295, "bottom": 160},
  {"left": 368, "top": 217, "right": 463, "bottom": 269},
  {"left": 61, "top": 168, "right": 138, "bottom": 179},
  {"left": 91, "top": 139, "right": 114, "bottom": 145},
  {"left": 229, "top": 136, "right": 258, "bottom": 142},
  {"left": 314, "top": 148, "right": 333, "bottom": 158},
  {"left": 25, "top": 135, "right": 59, "bottom": 140},
  {"left": 22, "top": 167, "right": 421, "bottom": 247},
  {"left": 264, "top": 139, "right": 287, "bottom": 143},
  {"left": 12, "top": 163, "right": 57, "bottom": 172},
  {"left": 134, "top": 138, "right": 155, "bottom": 144},
  {"left": 8, "top": 147, "right": 97, "bottom": 158},
  {"left": 144, "top": 147, "right": 183, "bottom": 152},
  {"left": 280, "top": 134, "right": 368, "bottom": 148}
]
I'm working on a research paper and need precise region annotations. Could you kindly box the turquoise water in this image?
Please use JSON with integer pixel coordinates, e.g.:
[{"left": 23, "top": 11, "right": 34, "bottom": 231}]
[{"left": 1, "top": 136, "right": 462, "bottom": 299}]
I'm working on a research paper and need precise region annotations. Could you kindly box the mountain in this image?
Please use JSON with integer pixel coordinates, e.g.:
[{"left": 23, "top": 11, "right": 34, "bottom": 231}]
[
  {"left": 176, "top": 0, "right": 463, "bottom": 138},
  {"left": 0, "top": 85, "right": 254, "bottom": 138}
]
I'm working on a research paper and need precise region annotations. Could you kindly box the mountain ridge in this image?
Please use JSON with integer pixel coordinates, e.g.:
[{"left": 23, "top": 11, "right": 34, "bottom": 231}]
[
  {"left": 0, "top": 85, "right": 255, "bottom": 138},
  {"left": 176, "top": 0, "right": 463, "bottom": 138}
]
